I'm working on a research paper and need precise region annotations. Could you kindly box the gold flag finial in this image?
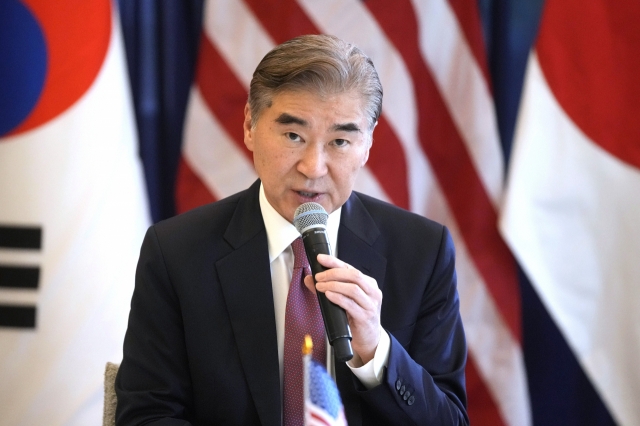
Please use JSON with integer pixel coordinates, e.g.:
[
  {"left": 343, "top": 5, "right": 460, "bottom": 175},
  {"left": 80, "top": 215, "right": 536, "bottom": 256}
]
[{"left": 303, "top": 334, "right": 313, "bottom": 356}]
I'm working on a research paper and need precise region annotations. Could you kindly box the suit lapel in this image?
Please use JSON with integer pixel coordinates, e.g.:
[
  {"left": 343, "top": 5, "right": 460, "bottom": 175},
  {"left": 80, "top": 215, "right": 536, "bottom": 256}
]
[
  {"left": 335, "top": 193, "right": 388, "bottom": 426},
  {"left": 338, "top": 192, "right": 387, "bottom": 291},
  {"left": 217, "top": 181, "right": 281, "bottom": 426}
]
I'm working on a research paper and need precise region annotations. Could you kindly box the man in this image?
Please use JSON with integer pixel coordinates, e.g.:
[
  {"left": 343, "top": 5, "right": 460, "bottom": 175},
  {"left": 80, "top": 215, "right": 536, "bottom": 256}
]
[{"left": 116, "top": 35, "right": 468, "bottom": 425}]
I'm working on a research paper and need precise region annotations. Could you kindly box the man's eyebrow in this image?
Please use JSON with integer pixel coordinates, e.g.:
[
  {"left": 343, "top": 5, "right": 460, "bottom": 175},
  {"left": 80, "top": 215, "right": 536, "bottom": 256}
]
[
  {"left": 274, "top": 113, "right": 362, "bottom": 133},
  {"left": 274, "top": 113, "right": 307, "bottom": 126},
  {"left": 332, "top": 122, "right": 361, "bottom": 133}
]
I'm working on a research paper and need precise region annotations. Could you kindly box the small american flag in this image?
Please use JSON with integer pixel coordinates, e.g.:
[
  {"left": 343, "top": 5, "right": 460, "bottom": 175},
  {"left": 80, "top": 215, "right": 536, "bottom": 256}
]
[{"left": 303, "top": 337, "right": 348, "bottom": 426}]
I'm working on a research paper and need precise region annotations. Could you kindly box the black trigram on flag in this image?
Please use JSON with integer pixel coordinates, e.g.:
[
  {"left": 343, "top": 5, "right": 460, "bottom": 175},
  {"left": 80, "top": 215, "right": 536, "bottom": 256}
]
[{"left": 0, "top": 225, "right": 42, "bottom": 328}]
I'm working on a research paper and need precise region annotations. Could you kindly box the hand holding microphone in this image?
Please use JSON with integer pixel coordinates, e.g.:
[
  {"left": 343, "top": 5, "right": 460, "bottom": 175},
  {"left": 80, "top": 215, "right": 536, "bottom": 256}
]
[
  {"left": 294, "top": 202, "right": 354, "bottom": 362},
  {"left": 294, "top": 202, "right": 384, "bottom": 364}
]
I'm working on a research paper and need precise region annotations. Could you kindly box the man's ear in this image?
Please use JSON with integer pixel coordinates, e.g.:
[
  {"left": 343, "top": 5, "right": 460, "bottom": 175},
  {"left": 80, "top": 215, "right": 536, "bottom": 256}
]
[
  {"left": 361, "top": 124, "right": 376, "bottom": 167},
  {"left": 361, "top": 145, "right": 371, "bottom": 167},
  {"left": 243, "top": 103, "right": 254, "bottom": 152}
]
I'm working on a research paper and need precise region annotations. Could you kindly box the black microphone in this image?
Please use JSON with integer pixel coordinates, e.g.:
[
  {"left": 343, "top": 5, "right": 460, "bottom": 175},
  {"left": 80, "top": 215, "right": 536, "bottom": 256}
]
[{"left": 293, "top": 202, "right": 353, "bottom": 362}]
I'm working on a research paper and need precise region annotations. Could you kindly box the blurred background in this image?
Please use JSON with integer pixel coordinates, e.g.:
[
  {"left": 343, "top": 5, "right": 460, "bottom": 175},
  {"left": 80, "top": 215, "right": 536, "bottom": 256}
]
[{"left": 1, "top": 0, "right": 638, "bottom": 424}]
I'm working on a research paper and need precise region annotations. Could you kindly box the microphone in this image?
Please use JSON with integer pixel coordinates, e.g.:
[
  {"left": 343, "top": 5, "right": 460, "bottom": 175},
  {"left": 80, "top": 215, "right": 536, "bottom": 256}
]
[{"left": 293, "top": 202, "right": 353, "bottom": 362}]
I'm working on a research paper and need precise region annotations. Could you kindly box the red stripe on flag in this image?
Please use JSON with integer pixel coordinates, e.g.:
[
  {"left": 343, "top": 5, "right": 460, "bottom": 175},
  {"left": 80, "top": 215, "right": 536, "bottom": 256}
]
[
  {"left": 196, "top": 34, "right": 252, "bottom": 159},
  {"left": 309, "top": 411, "right": 332, "bottom": 426},
  {"left": 466, "top": 356, "right": 507, "bottom": 425},
  {"left": 365, "top": 120, "right": 409, "bottom": 209},
  {"left": 365, "top": 0, "right": 521, "bottom": 343},
  {"left": 175, "top": 156, "right": 217, "bottom": 214},
  {"left": 245, "top": 0, "right": 410, "bottom": 209},
  {"left": 447, "top": 0, "right": 492, "bottom": 87},
  {"left": 244, "top": 0, "right": 319, "bottom": 39}
]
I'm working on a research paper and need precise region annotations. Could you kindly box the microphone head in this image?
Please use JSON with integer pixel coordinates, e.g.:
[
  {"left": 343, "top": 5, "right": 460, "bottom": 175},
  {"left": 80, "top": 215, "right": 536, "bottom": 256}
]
[{"left": 293, "top": 202, "right": 328, "bottom": 234}]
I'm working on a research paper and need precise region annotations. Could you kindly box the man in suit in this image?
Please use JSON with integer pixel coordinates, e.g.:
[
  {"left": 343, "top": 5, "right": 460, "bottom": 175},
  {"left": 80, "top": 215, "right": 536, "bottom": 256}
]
[{"left": 116, "top": 34, "right": 468, "bottom": 425}]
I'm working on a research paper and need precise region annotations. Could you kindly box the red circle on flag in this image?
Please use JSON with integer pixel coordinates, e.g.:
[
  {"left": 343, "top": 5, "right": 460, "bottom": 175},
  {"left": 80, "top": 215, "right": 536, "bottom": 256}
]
[
  {"left": 8, "top": 0, "right": 112, "bottom": 136},
  {"left": 537, "top": 0, "right": 640, "bottom": 169}
]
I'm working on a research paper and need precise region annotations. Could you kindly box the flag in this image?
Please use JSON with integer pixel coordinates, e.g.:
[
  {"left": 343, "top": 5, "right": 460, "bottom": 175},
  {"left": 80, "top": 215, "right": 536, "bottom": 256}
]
[
  {"left": 303, "top": 337, "right": 347, "bottom": 426},
  {"left": 0, "top": 0, "right": 149, "bottom": 424},
  {"left": 176, "top": 1, "right": 530, "bottom": 424},
  {"left": 500, "top": 0, "right": 640, "bottom": 425}
]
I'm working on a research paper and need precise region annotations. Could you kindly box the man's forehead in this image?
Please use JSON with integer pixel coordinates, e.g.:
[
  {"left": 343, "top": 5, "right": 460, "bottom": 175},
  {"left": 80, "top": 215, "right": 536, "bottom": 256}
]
[
  {"left": 267, "top": 90, "right": 367, "bottom": 131},
  {"left": 270, "top": 89, "right": 364, "bottom": 109}
]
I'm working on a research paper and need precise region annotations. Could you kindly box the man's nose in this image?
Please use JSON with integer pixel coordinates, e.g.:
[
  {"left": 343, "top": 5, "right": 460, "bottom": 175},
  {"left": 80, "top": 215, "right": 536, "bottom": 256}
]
[{"left": 297, "top": 144, "right": 328, "bottom": 179}]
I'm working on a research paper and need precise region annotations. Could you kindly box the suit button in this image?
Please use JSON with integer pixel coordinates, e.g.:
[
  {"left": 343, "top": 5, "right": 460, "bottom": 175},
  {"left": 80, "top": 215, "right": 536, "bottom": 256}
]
[
  {"left": 399, "top": 385, "right": 405, "bottom": 395},
  {"left": 407, "top": 395, "right": 415, "bottom": 406},
  {"left": 396, "top": 379, "right": 402, "bottom": 391},
  {"left": 403, "top": 390, "right": 411, "bottom": 401}
]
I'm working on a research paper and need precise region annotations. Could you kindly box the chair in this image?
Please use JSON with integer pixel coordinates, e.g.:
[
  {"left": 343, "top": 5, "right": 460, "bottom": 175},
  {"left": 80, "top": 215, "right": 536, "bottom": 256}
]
[{"left": 103, "top": 362, "right": 119, "bottom": 426}]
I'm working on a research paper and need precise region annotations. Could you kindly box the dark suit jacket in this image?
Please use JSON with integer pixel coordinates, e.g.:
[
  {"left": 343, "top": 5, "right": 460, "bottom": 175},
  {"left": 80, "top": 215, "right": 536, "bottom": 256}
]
[{"left": 115, "top": 180, "right": 468, "bottom": 425}]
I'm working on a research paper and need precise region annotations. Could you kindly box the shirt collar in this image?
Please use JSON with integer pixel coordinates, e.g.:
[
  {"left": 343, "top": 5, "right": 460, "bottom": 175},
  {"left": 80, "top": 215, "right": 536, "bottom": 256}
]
[{"left": 259, "top": 183, "right": 341, "bottom": 262}]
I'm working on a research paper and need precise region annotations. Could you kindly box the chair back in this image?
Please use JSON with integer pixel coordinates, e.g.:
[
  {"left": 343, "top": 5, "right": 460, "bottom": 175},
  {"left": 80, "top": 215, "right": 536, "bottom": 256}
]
[{"left": 103, "top": 362, "right": 119, "bottom": 426}]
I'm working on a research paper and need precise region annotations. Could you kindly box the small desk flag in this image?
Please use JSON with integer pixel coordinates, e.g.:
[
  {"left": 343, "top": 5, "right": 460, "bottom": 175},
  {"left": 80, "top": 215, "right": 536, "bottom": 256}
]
[{"left": 303, "top": 335, "right": 348, "bottom": 426}]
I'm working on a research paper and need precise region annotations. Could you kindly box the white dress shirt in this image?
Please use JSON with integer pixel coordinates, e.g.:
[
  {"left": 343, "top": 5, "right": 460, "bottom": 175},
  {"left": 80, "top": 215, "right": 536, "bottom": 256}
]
[{"left": 258, "top": 184, "right": 390, "bottom": 391}]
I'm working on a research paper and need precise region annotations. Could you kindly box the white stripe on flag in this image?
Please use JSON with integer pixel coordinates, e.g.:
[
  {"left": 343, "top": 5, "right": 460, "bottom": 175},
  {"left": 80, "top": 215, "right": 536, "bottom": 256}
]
[
  {"left": 453, "top": 228, "right": 531, "bottom": 426},
  {"left": 411, "top": 0, "right": 504, "bottom": 206},
  {"left": 183, "top": 87, "right": 257, "bottom": 199},
  {"left": 425, "top": 189, "right": 531, "bottom": 426},
  {"left": 352, "top": 167, "right": 391, "bottom": 204},
  {"left": 203, "top": 0, "right": 274, "bottom": 86}
]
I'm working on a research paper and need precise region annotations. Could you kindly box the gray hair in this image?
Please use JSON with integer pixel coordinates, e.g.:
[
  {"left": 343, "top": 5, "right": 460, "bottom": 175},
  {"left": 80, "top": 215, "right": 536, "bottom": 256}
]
[{"left": 248, "top": 34, "right": 383, "bottom": 131}]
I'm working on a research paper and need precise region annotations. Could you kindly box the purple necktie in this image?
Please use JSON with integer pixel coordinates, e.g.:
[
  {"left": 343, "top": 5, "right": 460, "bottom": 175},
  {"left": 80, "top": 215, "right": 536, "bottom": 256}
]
[{"left": 283, "top": 237, "right": 327, "bottom": 426}]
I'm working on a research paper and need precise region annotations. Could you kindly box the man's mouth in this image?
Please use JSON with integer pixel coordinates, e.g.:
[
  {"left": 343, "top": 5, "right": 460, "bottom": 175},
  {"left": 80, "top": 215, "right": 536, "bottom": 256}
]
[{"left": 296, "top": 190, "right": 319, "bottom": 198}]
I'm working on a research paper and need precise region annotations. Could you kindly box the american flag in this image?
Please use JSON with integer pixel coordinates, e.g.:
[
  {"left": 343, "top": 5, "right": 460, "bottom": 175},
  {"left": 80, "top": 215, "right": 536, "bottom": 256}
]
[
  {"left": 304, "top": 354, "right": 348, "bottom": 426},
  {"left": 177, "top": 1, "right": 530, "bottom": 424}
]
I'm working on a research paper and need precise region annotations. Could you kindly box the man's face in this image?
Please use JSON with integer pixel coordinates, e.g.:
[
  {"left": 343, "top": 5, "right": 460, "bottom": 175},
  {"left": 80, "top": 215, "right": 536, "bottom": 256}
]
[{"left": 244, "top": 90, "right": 372, "bottom": 223}]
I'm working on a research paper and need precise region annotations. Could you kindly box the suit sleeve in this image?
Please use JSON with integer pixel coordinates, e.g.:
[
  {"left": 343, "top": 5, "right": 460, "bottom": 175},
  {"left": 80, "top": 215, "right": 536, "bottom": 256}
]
[
  {"left": 355, "top": 226, "right": 469, "bottom": 426},
  {"left": 115, "top": 226, "right": 194, "bottom": 426}
]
